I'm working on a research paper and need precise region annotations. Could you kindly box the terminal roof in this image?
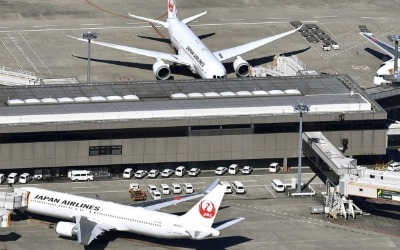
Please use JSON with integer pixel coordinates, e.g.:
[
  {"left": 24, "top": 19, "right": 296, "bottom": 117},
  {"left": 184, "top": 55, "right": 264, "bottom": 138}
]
[{"left": 0, "top": 75, "right": 383, "bottom": 125}]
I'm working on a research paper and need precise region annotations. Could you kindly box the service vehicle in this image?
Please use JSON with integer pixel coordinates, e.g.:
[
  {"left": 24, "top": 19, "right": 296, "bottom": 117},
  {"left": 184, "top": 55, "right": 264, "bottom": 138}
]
[
  {"left": 322, "top": 44, "right": 331, "bottom": 51},
  {"left": 161, "top": 169, "right": 174, "bottom": 178},
  {"left": 388, "top": 162, "right": 400, "bottom": 171},
  {"left": 70, "top": 170, "right": 93, "bottom": 182},
  {"left": 269, "top": 162, "right": 280, "bottom": 173},
  {"left": 183, "top": 183, "right": 194, "bottom": 194},
  {"left": 134, "top": 170, "right": 148, "bottom": 179},
  {"left": 188, "top": 168, "right": 201, "bottom": 177},
  {"left": 128, "top": 183, "right": 147, "bottom": 201},
  {"left": 215, "top": 166, "right": 228, "bottom": 175},
  {"left": 123, "top": 168, "right": 134, "bottom": 179},
  {"left": 159, "top": 184, "right": 171, "bottom": 195},
  {"left": 19, "top": 173, "right": 32, "bottom": 184},
  {"left": 171, "top": 183, "right": 182, "bottom": 194},
  {"left": 271, "top": 179, "right": 285, "bottom": 192},
  {"left": 220, "top": 181, "right": 232, "bottom": 194},
  {"left": 331, "top": 43, "right": 340, "bottom": 50},
  {"left": 7, "top": 173, "right": 19, "bottom": 184},
  {"left": 150, "top": 190, "right": 162, "bottom": 200},
  {"left": 147, "top": 184, "right": 158, "bottom": 194},
  {"left": 148, "top": 169, "right": 160, "bottom": 178},
  {"left": 241, "top": 166, "right": 253, "bottom": 175},
  {"left": 175, "top": 166, "right": 187, "bottom": 177},
  {"left": 231, "top": 181, "right": 245, "bottom": 194},
  {"left": 228, "top": 164, "right": 239, "bottom": 175}
]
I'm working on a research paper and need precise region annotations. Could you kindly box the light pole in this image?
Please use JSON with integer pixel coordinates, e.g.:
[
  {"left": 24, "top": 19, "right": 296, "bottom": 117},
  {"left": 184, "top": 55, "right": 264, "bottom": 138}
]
[
  {"left": 387, "top": 35, "right": 400, "bottom": 79},
  {"left": 82, "top": 31, "right": 98, "bottom": 83},
  {"left": 294, "top": 102, "right": 310, "bottom": 193}
]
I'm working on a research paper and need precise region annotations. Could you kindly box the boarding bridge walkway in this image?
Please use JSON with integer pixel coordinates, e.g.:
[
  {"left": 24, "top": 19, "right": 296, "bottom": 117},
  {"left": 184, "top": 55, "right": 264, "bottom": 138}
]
[
  {"left": 302, "top": 131, "right": 358, "bottom": 177},
  {"left": 0, "top": 188, "right": 29, "bottom": 228}
]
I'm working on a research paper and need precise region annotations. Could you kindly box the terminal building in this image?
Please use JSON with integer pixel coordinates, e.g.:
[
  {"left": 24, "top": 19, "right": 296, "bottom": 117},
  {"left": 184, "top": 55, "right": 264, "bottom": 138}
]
[{"left": 0, "top": 74, "right": 387, "bottom": 177}]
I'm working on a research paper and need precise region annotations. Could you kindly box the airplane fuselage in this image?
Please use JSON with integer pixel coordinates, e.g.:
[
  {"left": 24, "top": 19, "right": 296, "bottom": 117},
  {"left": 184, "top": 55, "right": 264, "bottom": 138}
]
[
  {"left": 22, "top": 187, "right": 212, "bottom": 239},
  {"left": 167, "top": 19, "right": 227, "bottom": 79},
  {"left": 374, "top": 59, "right": 400, "bottom": 85}
]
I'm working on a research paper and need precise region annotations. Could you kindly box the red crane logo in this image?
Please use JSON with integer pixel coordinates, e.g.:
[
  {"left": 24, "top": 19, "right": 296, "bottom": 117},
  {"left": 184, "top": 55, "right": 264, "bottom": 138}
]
[
  {"left": 199, "top": 200, "right": 216, "bottom": 218},
  {"left": 168, "top": 0, "right": 174, "bottom": 12}
]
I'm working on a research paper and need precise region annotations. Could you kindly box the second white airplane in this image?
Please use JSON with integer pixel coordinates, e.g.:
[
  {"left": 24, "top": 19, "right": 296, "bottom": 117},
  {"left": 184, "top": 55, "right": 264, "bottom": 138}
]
[{"left": 69, "top": 0, "right": 302, "bottom": 80}]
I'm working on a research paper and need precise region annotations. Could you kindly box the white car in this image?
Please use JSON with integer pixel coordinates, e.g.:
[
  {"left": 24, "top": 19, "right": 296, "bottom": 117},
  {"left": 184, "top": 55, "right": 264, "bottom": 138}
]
[
  {"left": 241, "top": 166, "right": 253, "bottom": 175},
  {"left": 161, "top": 169, "right": 174, "bottom": 178},
  {"left": 148, "top": 169, "right": 160, "bottom": 178},
  {"left": 134, "top": 170, "right": 148, "bottom": 179},
  {"left": 150, "top": 190, "right": 162, "bottom": 200},
  {"left": 388, "top": 162, "right": 400, "bottom": 171},
  {"left": 183, "top": 183, "right": 194, "bottom": 194},
  {"left": 147, "top": 184, "right": 157, "bottom": 194},
  {"left": 215, "top": 166, "right": 227, "bottom": 175},
  {"left": 188, "top": 168, "right": 201, "bottom": 177}
]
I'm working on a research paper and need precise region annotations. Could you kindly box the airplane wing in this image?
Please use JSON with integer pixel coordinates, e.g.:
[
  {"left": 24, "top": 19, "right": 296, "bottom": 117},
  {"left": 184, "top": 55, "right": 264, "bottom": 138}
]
[
  {"left": 74, "top": 215, "right": 114, "bottom": 246},
  {"left": 67, "top": 35, "right": 192, "bottom": 66},
  {"left": 360, "top": 32, "right": 396, "bottom": 58},
  {"left": 128, "top": 179, "right": 219, "bottom": 211},
  {"left": 213, "top": 25, "right": 303, "bottom": 62}
]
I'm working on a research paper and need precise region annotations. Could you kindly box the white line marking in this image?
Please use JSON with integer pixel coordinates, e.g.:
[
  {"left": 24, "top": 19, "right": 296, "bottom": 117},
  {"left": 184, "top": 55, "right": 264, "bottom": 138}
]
[
  {"left": 71, "top": 186, "right": 100, "bottom": 189},
  {"left": 33, "top": 25, "right": 57, "bottom": 28},
  {"left": 220, "top": 19, "right": 244, "bottom": 21},
  {"left": 361, "top": 17, "right": 385, "bottom": 19},
  {"left": 81, "top": 23, "right": 104, "bottom": 26},
  {"left": 313, "top": 16, "right": 337, "bottom": 19},
  {"left": 267, "top": 17, "right": 291, "bottom": 20},
  {"left": 265, "top": 185, "right": 276, "bottom": 198}
]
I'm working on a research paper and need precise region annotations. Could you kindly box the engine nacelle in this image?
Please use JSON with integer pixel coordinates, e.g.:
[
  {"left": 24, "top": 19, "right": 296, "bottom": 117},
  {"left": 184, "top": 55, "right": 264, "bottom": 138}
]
[
  {"left": 153, "top": 59, "right": 171, "bottom": 80},
  {"left": 55, "top": 222, "right": 77, "bottom": 238},
  {"left": 233, "top": 56, "right": 250, "bottom": 77}
]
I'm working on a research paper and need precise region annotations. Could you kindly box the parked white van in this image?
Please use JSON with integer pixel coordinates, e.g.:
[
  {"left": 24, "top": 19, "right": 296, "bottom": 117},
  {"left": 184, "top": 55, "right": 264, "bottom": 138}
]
[
  {"left": 231, "top": 181, "right": 245, "bottom": 194},
  {"left": 159, "top": 184, "right": 171, "bottom": 195},
  {"left": 7, "top": 173, "right": 19, "bottom": 184},
  {"left": 123, "top": 168, "right": 134, "bottom": 179},
  {"left": 271, "top": 179, "right": 285, "bottom": 192},
  {"left": 175, "top": 166, "right": 187, "bottom": 177},
  {"left": 0, "top": 174, "right": 5, "bottom": 184},
  {"left": 183, "top": 183, "right": 194, "bottom": 194},
  {"left": 70, "top": 170, "right": 93, "bottom": 182},
  {"left": 220, "top": 181, "right": 232, "bottom": 194},
  {"left": 19, "top": 173, "right": 32, "bottom": 184},
  {"left": 150, "top": 190, "right": 162, "bottom": 200},
  {"left": 171, "top": 183, "right": 182, "bottom": 194},
  {"left": 228, "top": 164, "right": 239, "bottom": 175},
  {"left": 269, "top": 162, "right": 280, "bottom": 173}
]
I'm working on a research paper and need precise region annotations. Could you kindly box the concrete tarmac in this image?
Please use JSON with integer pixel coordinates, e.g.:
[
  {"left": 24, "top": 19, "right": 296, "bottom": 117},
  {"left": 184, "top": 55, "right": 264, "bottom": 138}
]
[
  {"left": 0, "top": 0, "right": 399, "bottom": 88},
  {"left": 0, "top": 170, "right": 399, "bottom": 250}
]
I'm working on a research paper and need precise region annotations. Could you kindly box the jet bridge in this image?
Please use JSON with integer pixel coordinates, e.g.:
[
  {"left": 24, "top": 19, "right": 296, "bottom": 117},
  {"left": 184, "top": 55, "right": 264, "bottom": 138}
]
[
  {"left": 302, "top": 131, "right": 358, "bottom": 176},
  {"left": 0, "top": 188, "right": 29, "bottom": 228}
]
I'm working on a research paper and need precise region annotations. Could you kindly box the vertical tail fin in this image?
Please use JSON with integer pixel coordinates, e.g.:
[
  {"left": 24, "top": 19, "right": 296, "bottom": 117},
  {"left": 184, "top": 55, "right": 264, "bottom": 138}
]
[
  {"left": 168, "top": 0, "right": 177, "bottom": 19},
  {"left": 181, "top": 182, "right": 226, "bottom": 227}
]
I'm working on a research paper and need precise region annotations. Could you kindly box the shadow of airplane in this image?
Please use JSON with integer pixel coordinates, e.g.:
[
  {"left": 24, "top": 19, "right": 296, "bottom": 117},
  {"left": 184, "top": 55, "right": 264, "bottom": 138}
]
[
  {"left": 103, "top": 231, "right": 251, "bottom": 250},
  {"left": 0, "top": 232, "right": 22, "bottom": 242},
  {"left": 364, "top": 48, "right": 392, "bottom": 62},
  {"left": 72, "top": 46, "right": 310, "bottom": 79}
]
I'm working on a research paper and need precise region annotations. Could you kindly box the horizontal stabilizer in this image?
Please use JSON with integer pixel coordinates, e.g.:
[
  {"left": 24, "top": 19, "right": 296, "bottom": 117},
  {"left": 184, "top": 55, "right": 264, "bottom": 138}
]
[
  {"left": 128, "top": 13, "right": 168, "bottom": 28},
  {"left": 213, "top": 217, "right": 245, "bottom": 231},
  {"left": 182, "top": 11, "right": 207, "bottom": 24}
]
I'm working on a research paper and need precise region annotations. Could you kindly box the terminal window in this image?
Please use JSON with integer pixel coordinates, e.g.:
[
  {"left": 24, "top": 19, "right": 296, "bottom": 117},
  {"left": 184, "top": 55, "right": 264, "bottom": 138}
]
[{"left": 89, "top": 145, "right": 122, "bottom": 156}]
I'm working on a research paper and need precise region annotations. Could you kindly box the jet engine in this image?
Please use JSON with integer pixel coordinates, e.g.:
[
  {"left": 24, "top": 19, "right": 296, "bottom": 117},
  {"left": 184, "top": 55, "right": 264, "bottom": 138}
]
[
  {"left": 55, "top": 222, "right": 77, "bottom": 238},
  {"left": 153, "top": 59, "right": 171, "bottom": 80},
  {"left": 233, "top": 56, "right": 250, "bottom": 77}
]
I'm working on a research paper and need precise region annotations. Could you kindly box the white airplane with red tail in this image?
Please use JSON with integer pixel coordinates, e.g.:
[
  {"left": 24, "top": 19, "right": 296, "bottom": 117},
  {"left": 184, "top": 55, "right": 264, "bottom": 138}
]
[{"left": 69, "top": 0, "right": 302, "bottom": 80}]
